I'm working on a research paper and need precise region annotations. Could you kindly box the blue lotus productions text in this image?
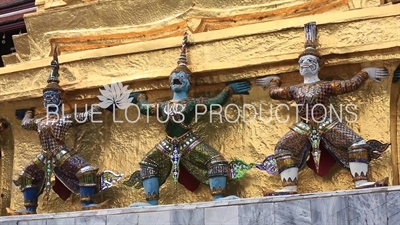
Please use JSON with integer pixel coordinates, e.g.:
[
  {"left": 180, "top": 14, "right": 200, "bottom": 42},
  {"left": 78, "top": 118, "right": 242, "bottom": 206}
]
[{"left": 46, "top": 103, "right": 359, "bottom": 124}]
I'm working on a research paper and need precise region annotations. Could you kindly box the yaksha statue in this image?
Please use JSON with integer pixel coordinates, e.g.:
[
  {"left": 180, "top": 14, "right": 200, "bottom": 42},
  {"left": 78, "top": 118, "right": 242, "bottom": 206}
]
[
  {"left": 7, "top": 47, "right": 123, "bottom": 215},
  {"left": 255, "top": 22, "right": 391, "bottom": 196},
  {"left": 123, "top": 31, "right": 254, "bottom": 206}
]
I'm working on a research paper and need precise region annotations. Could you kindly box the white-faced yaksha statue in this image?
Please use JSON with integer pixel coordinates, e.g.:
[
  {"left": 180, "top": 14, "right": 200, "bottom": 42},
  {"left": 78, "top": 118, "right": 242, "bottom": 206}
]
[{"left": 255, "top": 22, "right": 391, "bottom": 196}]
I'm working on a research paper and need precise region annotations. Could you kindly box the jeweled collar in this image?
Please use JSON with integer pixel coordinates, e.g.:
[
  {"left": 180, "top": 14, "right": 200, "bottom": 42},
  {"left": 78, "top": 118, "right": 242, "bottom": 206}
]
[{"left": 168, "top": 98, "right": 190, "bottom": 104}]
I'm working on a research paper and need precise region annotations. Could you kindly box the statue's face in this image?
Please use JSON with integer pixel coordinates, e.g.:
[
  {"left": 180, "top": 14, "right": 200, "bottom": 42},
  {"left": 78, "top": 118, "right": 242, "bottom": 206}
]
[
  {"left": 299, "top": 55, "right": 319, "bottom": 77},
  {"left": 169, "top": 71, "right": 190, "bottom": 93},
  {"left": 43, "top": 90, "right": 62, "bottom": 112}
]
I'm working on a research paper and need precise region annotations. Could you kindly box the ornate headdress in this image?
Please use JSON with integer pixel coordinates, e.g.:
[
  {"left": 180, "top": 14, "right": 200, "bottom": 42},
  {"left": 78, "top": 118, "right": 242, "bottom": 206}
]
[
  {"left": 298, "top": 22, "right": 323, "bottom": 66},
  {"left": 170, "top": 31, "right": 194, "bottom": 84},
  {"left": 43, "top": 46, "right": 64, "bottom": 93}
]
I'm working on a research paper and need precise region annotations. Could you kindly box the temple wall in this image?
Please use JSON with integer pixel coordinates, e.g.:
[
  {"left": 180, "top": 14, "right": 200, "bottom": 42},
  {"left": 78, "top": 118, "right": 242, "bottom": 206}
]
[{"left": 0, "top": 0, "right": 399, "bottom": 215}]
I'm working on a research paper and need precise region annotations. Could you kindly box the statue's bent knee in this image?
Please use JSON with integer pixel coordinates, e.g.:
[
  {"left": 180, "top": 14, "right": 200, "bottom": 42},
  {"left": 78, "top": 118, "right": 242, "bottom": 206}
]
[
  {"left": 208, "top": 161, "right": 230, "bottom": 178},
  {"left": 348, "top": 142, "right": 370, "bottom": 164},
  {"left": 75, "top": 166, "right": 99, "bottom": 204},
  {"left": 207, "top": 158, "right": 229, "bottom": 196},
  {"left": 15, "top": 171, "right": 36, "bottom": 192},
  {"left": 76, "top": 166, "right": 99, "bottom": 184},
  {"left": 140, "top": 164, "right": 159, "bottom": 180},
  {"left": 275, "top": 151, "right": 298, "bottom": 173}
]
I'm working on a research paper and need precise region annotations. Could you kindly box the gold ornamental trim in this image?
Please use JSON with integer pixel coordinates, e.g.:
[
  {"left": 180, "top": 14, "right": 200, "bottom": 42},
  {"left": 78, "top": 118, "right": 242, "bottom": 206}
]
[{"left": 1, "top": 4, "right": 399, "bottom": 76}]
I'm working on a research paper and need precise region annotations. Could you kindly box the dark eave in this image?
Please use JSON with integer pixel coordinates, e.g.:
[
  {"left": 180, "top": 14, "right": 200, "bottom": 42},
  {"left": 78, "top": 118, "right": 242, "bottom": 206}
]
[
  {"left": 0, "top": 0, "right": 33, "bottom": 10},
  {"left": 0, "top": 0, "right": 35, "bottom": 33}
]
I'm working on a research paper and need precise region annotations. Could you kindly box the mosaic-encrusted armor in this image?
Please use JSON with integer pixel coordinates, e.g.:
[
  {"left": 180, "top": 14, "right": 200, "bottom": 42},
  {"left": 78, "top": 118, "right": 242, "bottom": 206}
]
[
  {"left": 6, "top": 47, "right": 123, "bottom": 215},
  {"left": 124, "top": 32, "right": 253, "bottom": 205},
  {"left": 255, "top": 22, "right": 390, "bottom": 196}
]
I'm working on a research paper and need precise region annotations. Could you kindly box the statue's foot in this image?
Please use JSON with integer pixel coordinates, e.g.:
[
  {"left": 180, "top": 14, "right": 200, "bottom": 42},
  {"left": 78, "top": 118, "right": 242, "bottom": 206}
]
[
  {"left": 263, "top": 189, "right": 298, "bottom": 197},
  {"left": 6, "top": 207, "right": 36, "bottom": 216},
  {"left": 128, "top": 202, "right": 155, "bottom": 207},
  {"left": 81, "top": 200, "right": 110, "bottom": 211},
  {"left": 356, "top": 177, "right": 389, "bottom": 189},
  {"left": 214, "top": 195, "right": 240, "bottom": 201}
]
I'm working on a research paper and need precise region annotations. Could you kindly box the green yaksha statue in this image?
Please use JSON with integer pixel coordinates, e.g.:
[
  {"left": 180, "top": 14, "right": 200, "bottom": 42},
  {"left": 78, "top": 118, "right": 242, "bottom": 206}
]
[{"left": 123, "top": 31, "right": 254, "bottom": 206}]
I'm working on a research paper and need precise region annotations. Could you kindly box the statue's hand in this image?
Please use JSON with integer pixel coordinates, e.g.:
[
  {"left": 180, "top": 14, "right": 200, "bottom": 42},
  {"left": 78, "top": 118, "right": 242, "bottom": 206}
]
[
  {"left": 363, "top": 67, "right": 389, "bottom": 83},
  {"left": 227, "top": 80, "right": 251, "bottom": 95},
  {"left": 255, "top": 75, "right": 280, "bottom": 89},
  {"left": 103, "top": 105, "right": 113, "bottom": 113},
  {"left": 129, "top": 92, "right": 144, "bottom": 104},
  {"left": 15, "top": 108, "right": 35, "bottom": 120}
]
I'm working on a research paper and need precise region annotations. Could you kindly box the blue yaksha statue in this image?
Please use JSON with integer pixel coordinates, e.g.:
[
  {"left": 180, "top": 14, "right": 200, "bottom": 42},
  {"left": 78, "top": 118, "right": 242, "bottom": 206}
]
[
  {"left": 123, "top": 32, "right": 254, "bottom": 206},
  {"left": 255, "top": 22, "right": 391, "bottom": 196},
  {"left": 7, "top": 47, "right": 123, "bottom": 215}
]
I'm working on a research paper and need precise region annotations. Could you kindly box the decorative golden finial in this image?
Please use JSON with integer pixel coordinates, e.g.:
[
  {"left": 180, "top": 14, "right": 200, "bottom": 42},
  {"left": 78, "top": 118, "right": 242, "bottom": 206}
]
[
  {"left": 43, "top": 46, "right": 63, "bottom": 93},
  {"left": 298, "top": 22, "right": 323, "bottom": 66}
]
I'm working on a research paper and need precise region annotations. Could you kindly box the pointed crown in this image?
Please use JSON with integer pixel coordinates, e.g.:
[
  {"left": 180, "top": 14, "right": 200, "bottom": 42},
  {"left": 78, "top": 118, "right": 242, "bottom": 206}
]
[
  {"left": 43, "top": 46, "right": 64, "bottom": 93},
  {"left": 170, "top": 31, "right": 193, "bottom": 80},
  {"left": 298, "top": 22, "right": 323, "bottom": 66}
]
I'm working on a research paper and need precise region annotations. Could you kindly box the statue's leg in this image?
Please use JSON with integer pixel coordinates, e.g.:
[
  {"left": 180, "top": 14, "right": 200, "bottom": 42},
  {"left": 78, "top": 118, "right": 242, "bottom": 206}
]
[
  {"left": 209, "top": 171, "right": 236, "bottom": 201},
  {"left": 76, "top": 165, "right": 103, "bottom": 210},
  {"left": 6, "top": 154, "right": 45, "bottom": 215},
  {"left": 181, "top": 142, "right": 237, "bottom": 201},
  {"left": 142, "top": 176, "right": 159, "bottom": 205},
  {"left": 129, "top": 147, "right": 171, "bottom": 207},
  {"left": 54, "top": 152, "right": 107, "bottom": 210},
  {"left": 264, "top": 130, "right": 309, "bottom": 196},
  {"left": 322, "top": 123, "right": 389, "bottom": 189},
  {"left": 208, "top": 157, "right": 234, "bottom": 201},
  {"left": 348, "top": 141, "right": 383, "bottom": 188}
]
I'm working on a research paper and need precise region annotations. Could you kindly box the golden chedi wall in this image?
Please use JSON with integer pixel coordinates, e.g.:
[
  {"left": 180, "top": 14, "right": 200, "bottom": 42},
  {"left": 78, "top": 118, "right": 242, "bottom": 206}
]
[{"left": 0, "top": 0, "right": 399, "bottom": 215}]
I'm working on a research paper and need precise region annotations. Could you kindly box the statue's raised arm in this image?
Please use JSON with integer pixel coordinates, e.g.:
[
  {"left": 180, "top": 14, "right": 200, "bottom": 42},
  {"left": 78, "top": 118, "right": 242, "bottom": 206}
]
[
  {"left": 129, "top": 91, "right": 159, "bottom": 117},
  {"left": 330, "top": 67, "right": 388, "bottom": 96},
  {"left": 255, "top": 75, "right": 292, "bottom": 100},
  {"left": 18, "top": 109, "right": 39, "bottom": 130},
  {"left": 196, "top": 80, "right": 251, "bottom": 112},
  {"left": 61, "top": 104, "right": 103, "bottom": 127}
]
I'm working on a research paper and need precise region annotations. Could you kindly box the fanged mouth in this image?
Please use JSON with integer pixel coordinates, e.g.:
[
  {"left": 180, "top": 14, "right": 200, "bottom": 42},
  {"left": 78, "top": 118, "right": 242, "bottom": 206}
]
[{"left": 172, "top": 78, "right": 183, "bottom": 85}]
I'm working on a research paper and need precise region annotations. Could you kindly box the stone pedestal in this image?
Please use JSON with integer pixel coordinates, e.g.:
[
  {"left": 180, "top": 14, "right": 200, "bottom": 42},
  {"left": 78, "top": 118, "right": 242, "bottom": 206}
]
[{"left": 1, "top": 186, "right": 399, "bottom": 225}]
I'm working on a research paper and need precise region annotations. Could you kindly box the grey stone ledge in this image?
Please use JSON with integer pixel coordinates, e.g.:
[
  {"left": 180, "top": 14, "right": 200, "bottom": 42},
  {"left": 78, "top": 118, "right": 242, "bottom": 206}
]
[{"left": 1, "top": 186, "right": 399, "bottom": 225}]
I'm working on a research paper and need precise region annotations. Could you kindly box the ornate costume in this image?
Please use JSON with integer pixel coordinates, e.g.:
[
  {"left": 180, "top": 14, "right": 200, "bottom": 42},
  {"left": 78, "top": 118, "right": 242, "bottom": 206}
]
[
  {"left": 7, "top": 48, "right": 123, "bottom": 215},
  {"left": 124, "top": 32, "right": 253, "bottom": 205},
  {"left": 256, "top": 22, "right": 390, "bottom": 196}
]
